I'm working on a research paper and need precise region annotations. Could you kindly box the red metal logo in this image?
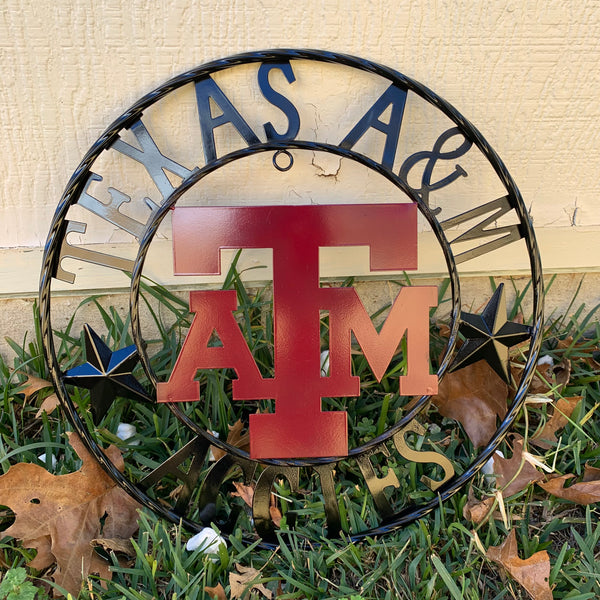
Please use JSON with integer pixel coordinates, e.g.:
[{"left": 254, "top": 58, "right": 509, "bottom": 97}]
[{"left": 159, "top": 204, "right": 438, "bottom": 458}]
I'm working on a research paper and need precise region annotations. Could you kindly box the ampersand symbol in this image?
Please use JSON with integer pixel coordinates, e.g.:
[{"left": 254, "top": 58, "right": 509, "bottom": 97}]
[{"left": 399, "top": 127, "right": 472, "bottom": 215}]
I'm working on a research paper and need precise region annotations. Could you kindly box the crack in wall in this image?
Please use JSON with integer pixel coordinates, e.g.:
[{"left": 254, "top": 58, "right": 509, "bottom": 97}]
[{"left": 310, "top": 155, "right": 342, "bottom": 181}]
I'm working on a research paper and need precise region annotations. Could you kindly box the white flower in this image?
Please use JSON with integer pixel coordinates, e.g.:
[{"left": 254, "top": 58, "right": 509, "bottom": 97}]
[
  {"left": 116, "top": 422, "right": 140, "bottom": 445},
  {"left": 537, "top": 355, "right": 554, "bottom": 367},
  {"left": 481, "top": 450, "right": 504, "bottom": 477},
  {"left": 208, "top": 430, "right": 220, "bottom": 462},
  {"left": 186, "top": 527, "right": 227, "bottom": 561},
  {"left": 320, "top": 350, "right": 330, "bottom": 376},
  {"left": 38, "top": 453, "right": 57, "bottom": 469}
]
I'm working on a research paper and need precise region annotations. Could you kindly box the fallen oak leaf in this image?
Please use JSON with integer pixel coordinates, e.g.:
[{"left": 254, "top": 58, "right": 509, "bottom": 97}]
[
  {"left": 27, "top": 534, "right": 54, "bottom": 570},
  {"left": 432, "top": 360, "right": 508, "bottom": 447},
  {"left": 35, "top": 393, "right": 61, "bottom": 418},
  {"left": 11, "top": 371, "right": 60, "bottom": 418},
  {"left": 16, "top": 372, "right": 54, "bottom": 401},
  {"left": 556, "top": 336, "right": 600, "bottom": 369},
  {"left": 554, "top": 335, "right": 597, "bottom": 355},
  {"left": 463, "top": 487, "right": 496, "bottom": 524},
  {"left": 531, "top": 396, "right": 582, "bottom": 449},
  {"left": 493, "top": 435, "right": 543, "bottom": 497},
  {"left": 538, "top": 463, "right": 600, "bottom": 505},
  {"left": 487, "top": 529, "right": 552, "bottom": 600},
  {"left": 204, "top": 583, "right": 227, "bottom": 600},
  {"left": 437, "top": 323, "right": 451, "bottom": 338},
  {"left": 229, "top": 564, "right": 272, "bottom": 600},
  {"left": 463, "top": 488, "right": 521, "bottom": 526},
  {"left": 556, "top": 336, "right": 574, "bottom": 350},
  {"left": 231, "top": 481, "right": 255, "bottom": 508},
  {"left": 269, "top": 502, "right": 282, "bottom": 528},
  {"left": 91, "top": 537, "right": 136, "bottom": 558},
  {"left": 212, "top": 420, "right": 250, "bottom": 462},
  {"left": 0, "top": 432, "right": 140, "bottom": 597},
  {"left": 529, "top": 358, "right": 571, "bottom": 396},
  {"left": 231, "top": 482, "right": 283, "bottom": 527},
  {"left": 582, "top": 464, "right": 600, "bottom": 481}
]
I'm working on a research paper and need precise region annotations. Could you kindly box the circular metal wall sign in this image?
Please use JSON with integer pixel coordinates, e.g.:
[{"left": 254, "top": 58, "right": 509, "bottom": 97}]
[{"left": 40, "top": 50, "right": 543, "bottom": 545}]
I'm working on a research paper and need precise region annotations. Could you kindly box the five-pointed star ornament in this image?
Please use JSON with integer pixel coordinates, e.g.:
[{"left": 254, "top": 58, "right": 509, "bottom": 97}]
[
  {"left": 62, "top": 324, "right": 152, "bottom": 424},
  {"left": 448, "top": 283, "right": 532, "bottom": 384}
]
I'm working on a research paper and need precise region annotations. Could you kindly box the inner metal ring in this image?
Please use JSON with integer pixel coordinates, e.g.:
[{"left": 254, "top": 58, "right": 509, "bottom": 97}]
[{"left": 129, "top": 140, "right": 460, "bottom": 466}]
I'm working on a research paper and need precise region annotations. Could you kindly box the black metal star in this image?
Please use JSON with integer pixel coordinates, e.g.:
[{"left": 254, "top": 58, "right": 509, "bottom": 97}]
[
  {"left": 62, "top": 324, "right": 152, "bottom": 424},
  {"left": 449, "top": 283, "right": 531, "bottom": 384}
]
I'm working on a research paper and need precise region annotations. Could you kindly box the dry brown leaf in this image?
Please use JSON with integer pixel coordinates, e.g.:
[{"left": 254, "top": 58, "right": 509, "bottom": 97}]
[
  {"left": 487, "top": 529, "right": 552, "bottom": 600},
  {"left": 582, "top": 464, "right": 600, "bottom": 481},
  {"left": 586, "top": 353, "right": 600, "bottom": 369},
  {"left": 35, "top": 393, "right": 61, "bottom": 418},
  {"left": 231, "top": 482, "right": 283, "bottom": 526},
  {"left": 212, "top": 420, "right": 251, "bottom": 462},
  {"left": 91, "top": 537, "right": 135, "bottom": 557},
  {"left": 17, "top": 373, "right": 53, "bottom": 402},
  {"left": 269, "top": 502, "right": 282, "bottom": 527},
  {"left": 493, "top": 435, "right": 543, "bottom": 497},
  {"left": 229, "top": 563, "right": 272, "bottom": 599},
  {"left": 13, "top": 371, "right": 60, "bottom": 418},
  {"left": 231, "top": 481, "right": 255, "bottom": 508},
  {"left": 432, "top": 360, "right": 508, "bottom": 447},
  {"left": 513, "top": 312, "right": 525, "bottom": 325},
  {"left": 539, "top": 463, "right": 600, "bottom": 505},
  {"left": 0, "top": 432, "right": 140, "bottom": 596},
  {"left": 529, "top": 358, "right": 571, "bottom": 396},
  {"left": 531, "top": 396, "right": 582, "bottom": 449},
  {"left": 463, "top": 488, "right": 496, "bottom": 524},
  {"left": 437, "top": 323, "right": 451, "bottom": 338},
  {"left": 205, "top": 583, "right": 227, "bottom": 600},
  {"left": 556, "top": 336, "right": 574, "bottom": 350}
]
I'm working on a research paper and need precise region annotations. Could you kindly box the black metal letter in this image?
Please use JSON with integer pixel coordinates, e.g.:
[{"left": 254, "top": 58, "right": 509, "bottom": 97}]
[
  {"left": 312, "top": 463, "right": 342, "bottom": 537},
  {"left": 258, "top": 61, "right": 301, "bottom": 141},
  {"left": 140, "top": 436, "right": 211, "bottom": 513},
  {"left": 195, "top": 77, "right": 260, "bottom": 164},
  {"left": 441, "top": 195, "right": 525, "bottom": 264},
  {"left": 197, "top": 453, "right": 257, "bottom": 526},
  {"left": 253, "top": 466, "right": 300, "bottom": 541},
  {"left": 356, "top": 444, "right": 400, "bottom": 519},
  {"left": 112, "top": 120, "right": 193, "bottom": 201},
  {"left": 53, "top": 220, "right": 135, "bottom": 284},
  {"left": 392, "top": 420, "right": 454, "bottom": 491},
  {"left": 78, "top": 173, "right": 160, "bottom": 240},
  {"left": 398, "top": 127, "right": 472, "bottom": 214},
  {"left": 340, "top": 84, "right": 407, "bottom": 169}
]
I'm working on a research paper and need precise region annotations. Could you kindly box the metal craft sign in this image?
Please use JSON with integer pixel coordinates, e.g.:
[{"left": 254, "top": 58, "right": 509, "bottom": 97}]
[{"left": 40, "top": 50, "right": 542, "bottom": 544}]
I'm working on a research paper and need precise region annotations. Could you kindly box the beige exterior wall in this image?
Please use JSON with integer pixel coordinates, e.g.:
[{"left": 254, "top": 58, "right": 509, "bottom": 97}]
[{"left": 1, "top": 0, "right": 599, "bottom": 357}]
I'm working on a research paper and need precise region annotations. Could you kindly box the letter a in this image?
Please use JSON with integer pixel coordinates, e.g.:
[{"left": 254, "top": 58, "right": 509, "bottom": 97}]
[
  {"left": 195, "top": 77, "right": 260, "bottom": 163},
  {"left": 340, "top": 83, "right": 408, "bottom": 169},
  {"left": 157, "top": 290, "right": 266, "bottom": 403}
]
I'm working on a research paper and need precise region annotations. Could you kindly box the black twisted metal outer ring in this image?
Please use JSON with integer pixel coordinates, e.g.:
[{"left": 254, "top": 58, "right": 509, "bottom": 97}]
[{"left": 39, "top": 49, "right": 544, "bottom": 544}]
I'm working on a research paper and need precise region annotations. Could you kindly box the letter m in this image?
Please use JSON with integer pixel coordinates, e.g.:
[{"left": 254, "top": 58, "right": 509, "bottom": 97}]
[{"left": 325, "top": 285, "right": 438, "bottom": 396}]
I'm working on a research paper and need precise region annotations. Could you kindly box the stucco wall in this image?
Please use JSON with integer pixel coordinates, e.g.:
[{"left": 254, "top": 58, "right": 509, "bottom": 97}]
[{"left": 1, "top": 0, "right": 599, "bottom": 358}]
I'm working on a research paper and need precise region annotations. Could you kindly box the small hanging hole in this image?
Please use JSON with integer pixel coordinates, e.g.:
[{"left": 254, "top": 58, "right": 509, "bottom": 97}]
[{"left": 273, "top": 150, "right": 294, "bottom": 172}]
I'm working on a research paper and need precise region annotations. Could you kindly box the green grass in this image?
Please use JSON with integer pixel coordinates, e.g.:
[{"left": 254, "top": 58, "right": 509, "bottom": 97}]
[{"left": 0, "top": 270, "right": 600, "bottom": 599}]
